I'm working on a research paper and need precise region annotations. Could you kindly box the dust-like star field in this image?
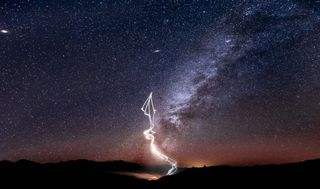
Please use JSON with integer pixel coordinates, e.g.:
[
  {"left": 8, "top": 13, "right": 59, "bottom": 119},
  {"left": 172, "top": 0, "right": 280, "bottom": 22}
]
[{"left": 1, "top": 1, "right": 320, "bottom": 167}]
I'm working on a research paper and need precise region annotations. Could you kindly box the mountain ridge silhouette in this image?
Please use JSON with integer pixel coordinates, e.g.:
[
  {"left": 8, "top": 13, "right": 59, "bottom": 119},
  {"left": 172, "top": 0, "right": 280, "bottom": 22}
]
[{"left": 0, "top": 158, "right": 318, "bottom": 188}]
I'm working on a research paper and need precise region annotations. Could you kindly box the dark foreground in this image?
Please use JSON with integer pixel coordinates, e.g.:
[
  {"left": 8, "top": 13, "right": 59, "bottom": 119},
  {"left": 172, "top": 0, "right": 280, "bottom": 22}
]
[{"left": 0, "top": 159, "right": 319, "bottom": 188}]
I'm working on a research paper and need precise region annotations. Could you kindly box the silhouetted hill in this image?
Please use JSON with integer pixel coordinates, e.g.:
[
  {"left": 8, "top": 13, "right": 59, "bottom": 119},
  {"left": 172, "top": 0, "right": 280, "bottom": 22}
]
[
  {"left": 155, "top": 159, "right": 320, "bottom": 188},
  {"left": 0, "top": 159, "right": 152, "bottom": 188},
  {"left": 0, "top": 159, "right": 319, "bottom": 188}
]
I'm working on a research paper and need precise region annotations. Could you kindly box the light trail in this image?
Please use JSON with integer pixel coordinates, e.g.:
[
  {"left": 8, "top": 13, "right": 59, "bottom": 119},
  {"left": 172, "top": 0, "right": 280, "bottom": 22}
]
[{"left": 141, "top": 92, "right": 177, "bottom": 175}]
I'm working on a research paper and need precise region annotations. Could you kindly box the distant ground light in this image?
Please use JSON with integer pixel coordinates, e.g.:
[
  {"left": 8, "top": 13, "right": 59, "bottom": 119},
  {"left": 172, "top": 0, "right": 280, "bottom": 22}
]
[
  {"left": 186, "top": 161, "right": 210, "bottom": 168},
  {"left": 113, "top": 172, "right": 162, "bottom": 180}
]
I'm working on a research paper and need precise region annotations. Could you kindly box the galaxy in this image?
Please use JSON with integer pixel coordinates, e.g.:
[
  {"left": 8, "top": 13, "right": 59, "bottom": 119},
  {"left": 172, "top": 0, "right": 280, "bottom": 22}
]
[{"left": 1, "top": 0, "right": 320, "bottom": 167}]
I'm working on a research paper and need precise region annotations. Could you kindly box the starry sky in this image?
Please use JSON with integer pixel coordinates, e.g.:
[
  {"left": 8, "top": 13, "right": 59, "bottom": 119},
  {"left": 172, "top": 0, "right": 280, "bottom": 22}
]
[{"left": 1, "top": 0, "right": 320, "bottom": 167}]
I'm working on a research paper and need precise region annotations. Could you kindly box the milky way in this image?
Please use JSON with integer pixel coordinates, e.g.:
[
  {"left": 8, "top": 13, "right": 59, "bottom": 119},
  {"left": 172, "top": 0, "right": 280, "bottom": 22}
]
[
  {"left": 158, "top": 1, "right": 320, "bottom": 165},
  {"left": 1, "top": 1, "right": 320, "bottom": 166}
]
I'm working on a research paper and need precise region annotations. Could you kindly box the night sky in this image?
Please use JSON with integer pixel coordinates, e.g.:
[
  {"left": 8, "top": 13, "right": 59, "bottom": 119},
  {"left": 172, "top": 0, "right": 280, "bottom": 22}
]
[{"left": 1, "top": 0, "right": 320, "bottom": 167}]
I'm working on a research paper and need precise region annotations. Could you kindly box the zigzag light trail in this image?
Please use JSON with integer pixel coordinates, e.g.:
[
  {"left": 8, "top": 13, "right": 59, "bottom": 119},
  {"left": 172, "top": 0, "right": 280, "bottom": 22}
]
[{"left": 141, "top": 92, "right": 177, "bottom": 175}]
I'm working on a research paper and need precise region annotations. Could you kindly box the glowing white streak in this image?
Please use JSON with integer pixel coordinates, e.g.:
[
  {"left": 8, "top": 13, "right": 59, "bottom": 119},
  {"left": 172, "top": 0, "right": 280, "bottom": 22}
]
[
  {"left": 141, "top": 92, "right": 177, "bottom": 175},
  {"left": 1, "top": 30, "right": 8, "bottom": 34}
]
